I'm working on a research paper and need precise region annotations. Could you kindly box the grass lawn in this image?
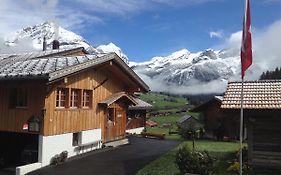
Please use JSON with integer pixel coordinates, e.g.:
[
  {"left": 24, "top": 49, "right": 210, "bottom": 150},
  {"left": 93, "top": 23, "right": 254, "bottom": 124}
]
[
  {"left": 146, "top": 113, "right": 183, "bottom": 140},
  {"left": 140, "top": 92, "right": 188, "bottom": 113},
  {"left": 135, "top": 140, "right": 240, "bottom": 175},
  {"left": 146, "top": 112, "right": 200, "bottom": 140}
]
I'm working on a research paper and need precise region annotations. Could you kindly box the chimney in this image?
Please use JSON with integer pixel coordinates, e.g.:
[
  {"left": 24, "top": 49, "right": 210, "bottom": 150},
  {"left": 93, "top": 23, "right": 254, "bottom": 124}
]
[
  {"left": 52, "top": 19, "right": 60, "bottom": 50},
  {"left": 43, "top": 36, "right": 47, "bottom": 51},
  {"left": 52, "top": 40, "right": 59, "bottom": 50}
]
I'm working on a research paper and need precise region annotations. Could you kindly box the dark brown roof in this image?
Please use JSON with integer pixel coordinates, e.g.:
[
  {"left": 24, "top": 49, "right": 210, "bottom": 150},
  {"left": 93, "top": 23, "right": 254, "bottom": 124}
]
[
  {"left": 99, "top": 92, "right": 137, "bottom": 106},
  {"left": 191, "top": 96, "right": 223, "bottom": 112},
  {"left": 128, "top": 98, "right": 153, "bottom": 110},
  {"left": 221, "top": 80, "right": 281, "bottom": 109}
]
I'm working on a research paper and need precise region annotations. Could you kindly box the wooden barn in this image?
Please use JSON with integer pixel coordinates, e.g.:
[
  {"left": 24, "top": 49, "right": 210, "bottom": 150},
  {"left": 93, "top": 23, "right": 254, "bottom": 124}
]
[
  {"left": 127, "top": 97, "right": 152, "bottom": 134},
  {"left": 0, "top": 45, "right": 149, "bottom": 172},
  {"left": 176, "top": 115, "right": 202, "bottom": 131},
  {"left": 191, "top": 96, "right": 240, "bottom": 140},
  {"left": 221, "top": 80, "right": 281, "bottom": 171}
]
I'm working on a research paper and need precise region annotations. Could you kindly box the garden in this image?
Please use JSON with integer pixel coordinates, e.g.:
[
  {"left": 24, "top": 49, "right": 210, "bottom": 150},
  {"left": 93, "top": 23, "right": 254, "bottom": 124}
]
[{"left": 136, "top": 92, "right": 277, "bottom": 175}]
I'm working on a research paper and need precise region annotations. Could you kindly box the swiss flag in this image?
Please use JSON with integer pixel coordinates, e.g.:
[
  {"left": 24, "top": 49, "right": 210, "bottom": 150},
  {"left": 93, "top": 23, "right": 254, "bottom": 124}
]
[{"left": 241, "top": 0, "right": 252, "bottom": 79}]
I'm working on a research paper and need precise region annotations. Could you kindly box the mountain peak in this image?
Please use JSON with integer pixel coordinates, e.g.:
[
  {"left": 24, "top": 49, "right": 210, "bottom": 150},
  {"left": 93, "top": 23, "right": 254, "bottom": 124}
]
[
  {"left": 4, "top": 21, "right": 90, "bottom": 52},
  {"left": 0, "top": 22, "right": 128, "bottom": 63},
  {"left": 97, "top": 42, "right": 128, "bottom": 63},
  {"left": 169, "top": 49, "right": 190, "bottom": 59}
]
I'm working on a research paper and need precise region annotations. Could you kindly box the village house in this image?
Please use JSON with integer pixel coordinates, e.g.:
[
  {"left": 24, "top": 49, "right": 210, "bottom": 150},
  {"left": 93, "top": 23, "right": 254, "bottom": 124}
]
[
  {"left": 127, "top": 97, "right": 152, "bottom": 134},
  {"left": 0, "top": 43, "right": 150, "bottom": 174},
  {"left": 221, "top": 80, "right": 281, "bottom": 171},
  {"left": 191, "top": 96, "right": 240, "bottom": 140}
]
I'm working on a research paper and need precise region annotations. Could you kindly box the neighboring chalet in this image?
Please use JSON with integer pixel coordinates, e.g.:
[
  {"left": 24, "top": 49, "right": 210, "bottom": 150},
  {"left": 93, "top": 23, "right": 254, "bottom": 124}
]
[
  {"left": 176, "top": 115, "right": 202, "bottom": 131},
  {"left": 191, "top": 96, "right": 240, "bottom": 140},
  {"left": 127, "top": 97, "right": 152, "bottom": 134},
  {"left": 221, "top": 80, "right": 281, "bottom": 171},
  {"left": 0, "top": 44, "right": 149, "bottom": 173}
]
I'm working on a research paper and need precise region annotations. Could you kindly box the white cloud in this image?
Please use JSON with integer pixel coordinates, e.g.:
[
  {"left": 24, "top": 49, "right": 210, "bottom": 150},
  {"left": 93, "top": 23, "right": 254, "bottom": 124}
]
[
  {"left": 219, "top": 19, "right": 281, "bottom": 80},
  {"left": 209, "top": 30, "right": 223, "bottom": 39},
  {"left": 226, "top": 31, "right": 242, "bottom": 47},
  {"left": 0, "top": 0, "right": 219, "bottom": 36}
]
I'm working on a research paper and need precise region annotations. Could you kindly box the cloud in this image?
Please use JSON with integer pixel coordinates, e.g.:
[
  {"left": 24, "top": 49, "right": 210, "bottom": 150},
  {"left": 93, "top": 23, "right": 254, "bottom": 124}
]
[
  {"left": 136, "top": 18, "right": 281, "bottom": 95},
  {"left": 218, "top": 19, "right": 281, "bottom": 80},
  {"left": 0, "top": 0, "right": 220, "bottom": 36},
  {"left": 209, "top": 30, "right": 224, "bottom": 39},
  {"left": 136, "top": 69, "right": 228, "bottom": 95}
]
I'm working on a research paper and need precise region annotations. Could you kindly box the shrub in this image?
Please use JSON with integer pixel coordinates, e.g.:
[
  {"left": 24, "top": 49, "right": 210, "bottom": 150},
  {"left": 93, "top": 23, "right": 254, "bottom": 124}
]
[
  {"left": 50, "top": 151, "right": 68, "bottom": 165},
  {"left": 175, "top": 145, "right": 213, "bottom": 175},
  {"left": 227, "top": 147, "right": 252, "bottom": 174}
]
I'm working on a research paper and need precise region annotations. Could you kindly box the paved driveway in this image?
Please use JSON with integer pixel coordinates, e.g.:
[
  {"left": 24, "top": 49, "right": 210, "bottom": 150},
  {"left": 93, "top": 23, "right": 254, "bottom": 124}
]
[{"left": 28, "top": 136, "right": 181, "bottom": 175}]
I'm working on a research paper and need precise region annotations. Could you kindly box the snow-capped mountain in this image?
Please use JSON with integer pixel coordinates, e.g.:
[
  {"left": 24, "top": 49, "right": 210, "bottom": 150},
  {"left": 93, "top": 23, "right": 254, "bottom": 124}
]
[
  {"left": 0, "top": 21, "right": 252, "bottom": 94},
  {"left": 0, "top": 21, "right": 128, "bottom": 63},
  {"left": 97, "top": 42, "right": 128, "bottom": 63},
  {"left": 130, "top": 48, "right": 242, "bottom": 94}
]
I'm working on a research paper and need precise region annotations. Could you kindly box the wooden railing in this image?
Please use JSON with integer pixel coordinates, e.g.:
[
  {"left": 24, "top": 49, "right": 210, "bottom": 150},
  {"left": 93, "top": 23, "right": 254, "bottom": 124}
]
[{"left": 126, "top": 118, "right": 145, "bottom": 130}]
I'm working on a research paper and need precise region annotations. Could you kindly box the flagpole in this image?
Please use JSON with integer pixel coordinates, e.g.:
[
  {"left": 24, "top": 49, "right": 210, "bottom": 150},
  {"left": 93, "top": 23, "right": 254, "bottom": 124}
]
[{"left": 240, "top": 77, "right": 244, "bottom": 175}]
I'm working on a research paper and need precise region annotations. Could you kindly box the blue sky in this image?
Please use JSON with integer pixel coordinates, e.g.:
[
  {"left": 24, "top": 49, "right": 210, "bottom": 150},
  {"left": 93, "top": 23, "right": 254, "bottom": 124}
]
[{"left": 1, "top": 0, "right": 281, "bottom": 62}]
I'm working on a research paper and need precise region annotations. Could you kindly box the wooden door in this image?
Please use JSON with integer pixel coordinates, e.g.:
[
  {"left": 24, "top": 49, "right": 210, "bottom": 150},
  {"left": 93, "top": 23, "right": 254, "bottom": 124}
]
[
  {"left": 105, "top": 107, "right": 126, "bottom": 142},
  {"left": 116, "top": 109, "right": 125, "bottom": 139}
]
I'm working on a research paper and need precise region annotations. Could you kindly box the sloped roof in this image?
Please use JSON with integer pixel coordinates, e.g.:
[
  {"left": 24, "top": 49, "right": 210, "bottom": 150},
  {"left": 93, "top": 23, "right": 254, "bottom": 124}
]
[
  {"left": 128, "top": 98, "right": 153, "bottom": 110},
  {"left": 191, "top": 96, "right": 223, "bottom": 112},
  {"left": 0, "top": 47, "right": 87, "bottom": 63},
  {"left": 176, "top": 115, "right": 192, "bottom": 124},
  {"left": 221, "top": 80, "right": 281, "bottom": 109},
  {"left": 99, "top": 92, "right": 137, "bottom": 106},
  {"left": 0, "top": 48, "right": 149, "bottom": 92}
]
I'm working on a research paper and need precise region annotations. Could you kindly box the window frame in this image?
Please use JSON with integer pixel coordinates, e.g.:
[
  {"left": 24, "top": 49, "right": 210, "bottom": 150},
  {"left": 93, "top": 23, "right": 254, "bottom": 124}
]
[
  {"left": 82, "top": 90, "right": 92, "bottom": 108},
  {"left": 56, "top": 88, "right": 69, "bottom": 108},
  {"left": 72, "top": 132, "right": 79, "bottom": 146},
  {"left": 10, "top": 87, "right": 28, "bottom": 108},
  {"left": 70, "top": 89, "right": 81, "bottom": 108}
]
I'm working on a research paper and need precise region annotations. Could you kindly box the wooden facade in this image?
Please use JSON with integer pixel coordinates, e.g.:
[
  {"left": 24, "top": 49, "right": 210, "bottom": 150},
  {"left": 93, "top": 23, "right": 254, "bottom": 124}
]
[
  {"left": 126, "top": 110, "right": 146, "bottom": 130},
  {"left": 246, "top": 110, "right": 281, "bottom": 169},
  {"left": 0, "top": 49, "right": 149, "bottom": 143},
  {"left": 221, "top": 80, "right": 281, "bottom": 171},
  {"left": 191, "top": 97, "right": 239, "bottom": 140},
  {"left": 0, "top": 80, "right": 46, "bottom": 134}
]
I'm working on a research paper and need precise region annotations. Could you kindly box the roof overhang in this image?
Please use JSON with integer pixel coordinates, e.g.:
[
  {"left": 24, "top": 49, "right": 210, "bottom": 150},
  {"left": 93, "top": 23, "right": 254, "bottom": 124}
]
[
  {"left": 49, "top": 53, "right": 150, "bottom": 92},
  {"left": 99, "top": 92, "right": 137, "bottom": 107}
]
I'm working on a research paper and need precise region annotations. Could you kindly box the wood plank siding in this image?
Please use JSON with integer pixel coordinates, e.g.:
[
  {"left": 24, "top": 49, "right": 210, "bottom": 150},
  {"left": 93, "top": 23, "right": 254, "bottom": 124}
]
[
  {"left": 248, "top": 112, "right": 281, "bottom": 168},
  {"left": 127, "top": 110, "right": 146, "bottom": 130},
  {"left": 43, "top": 66, "right": 128, "bottom": 142},
  {"left": 0, "top": 80, "right": 46, "bottom": 134}
]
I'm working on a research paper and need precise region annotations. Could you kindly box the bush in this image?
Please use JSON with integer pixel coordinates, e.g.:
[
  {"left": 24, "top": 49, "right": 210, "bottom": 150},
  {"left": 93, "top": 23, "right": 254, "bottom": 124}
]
[
  {"left": 50, "top": 151, "right": 68, "bottom": 165},
  {"left": 175, "top": 145, "right": 213, "bottom": 175},
  {"left": 227, "top": 147, "right": 252, "bottom": 174}
]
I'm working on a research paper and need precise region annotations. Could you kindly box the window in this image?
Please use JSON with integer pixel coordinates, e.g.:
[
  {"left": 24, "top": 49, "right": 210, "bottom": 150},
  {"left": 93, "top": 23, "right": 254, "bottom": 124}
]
[
  {"left": 72, "top": 133, "right": 79, "bottom": 146},
  {"left": 108, "top": 108, "right": 115, "bottom": 122},
  {"left": 82, "top": 90, "right": 92, "bottom": 108},
  {"left": 10, "top": 88, "right": 28, "bottom": 108},
  {"left": 70, "top": 89, "right": 81, "bottom": 108},
  {"left": 56, "top": 88, "right": 68, "bottom": 108}
]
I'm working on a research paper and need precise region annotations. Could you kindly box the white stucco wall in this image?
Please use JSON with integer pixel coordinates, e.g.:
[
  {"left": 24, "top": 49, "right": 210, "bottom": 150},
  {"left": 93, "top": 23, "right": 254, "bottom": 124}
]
[
  {"left": 39, "top": 128, "right": 102, "bottom": 167},
  {"left": 126, "top": 127, "right": 144, "bottom": 134},
  {"left": 16, "top": 162, "right": 42, "bottom": 175},
  {"left": 80, "top": 129, "right": 101, "bottom": 144}
]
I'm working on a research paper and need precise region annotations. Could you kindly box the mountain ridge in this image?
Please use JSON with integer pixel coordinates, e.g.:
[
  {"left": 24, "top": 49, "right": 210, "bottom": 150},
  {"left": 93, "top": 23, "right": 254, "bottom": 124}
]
[{"left": 0, "top": 21, "right": 243, "bottom": 94}]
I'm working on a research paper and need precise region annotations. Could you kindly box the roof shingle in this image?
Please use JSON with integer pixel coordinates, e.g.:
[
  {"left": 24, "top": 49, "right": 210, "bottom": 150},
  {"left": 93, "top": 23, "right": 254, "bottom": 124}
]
[{"left": 221, "top": 80, "right": 281, "bottom": 109}]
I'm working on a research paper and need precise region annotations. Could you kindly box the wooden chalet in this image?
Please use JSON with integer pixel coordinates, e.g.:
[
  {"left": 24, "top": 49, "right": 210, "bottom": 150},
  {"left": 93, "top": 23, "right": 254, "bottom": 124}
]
[
  {"left": 0, "top": 45, "right": 149, "bottom": 171},
  {"left": 191, "top": 96, "right": 240, "bottom": 140},
  {"left": 176, "top": 115, "right": 202, "bottom": 131},
  {"left": 221, "top": 80, "right": 281, "bottom": 171},
  {"left": 127, "top": 97, "right": 152, "bottom": 134}
]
